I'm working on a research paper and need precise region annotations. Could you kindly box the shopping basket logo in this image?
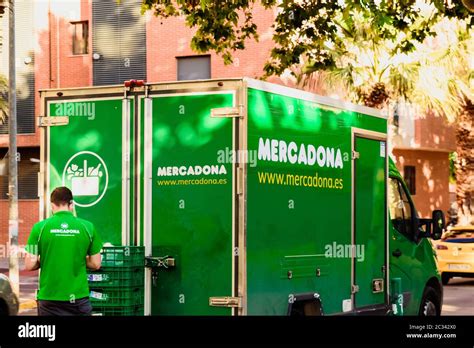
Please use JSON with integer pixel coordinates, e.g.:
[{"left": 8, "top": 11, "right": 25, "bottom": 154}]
[{"left": 62, "top": 151, "right": 109, "bottom": 208}]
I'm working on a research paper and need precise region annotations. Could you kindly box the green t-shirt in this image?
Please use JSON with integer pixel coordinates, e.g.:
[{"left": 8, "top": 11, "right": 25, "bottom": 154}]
[{"left": 25, "top": 211, "right": 103, "bottom": 301}]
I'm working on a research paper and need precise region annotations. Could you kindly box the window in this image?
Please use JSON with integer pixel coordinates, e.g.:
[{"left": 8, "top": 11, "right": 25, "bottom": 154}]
[
  {"left": 92, "top": 0, "right": 147, "bottom": 85},
  {"left": 177, "top": 55, "right": 211, "bottom": 81},
  {"left": 404, "top": 165, "right": 416, "bottom": 195},
  {"left": 0, "top": 147, "right": 40, "bottom": 200},
  {"left": 72, "top": 21, "right": 89, "bottom": 55},
  {"left": 388, "top": 178, "right": 414, "bottom": 239}
]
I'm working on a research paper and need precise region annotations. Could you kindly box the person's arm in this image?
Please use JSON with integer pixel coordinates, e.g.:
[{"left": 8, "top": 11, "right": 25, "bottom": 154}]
[
  {"left": 86, "top": 254, "right": 101, "bottom": 271},
  {"left": 25, "top": 253, "right": 40, "bottom": 271},
  {"left": 87, "top": 223, "right": 103, "bottom": 270},
  {"left": 24, "top": 223, "right": 41, "bottom": 271}
]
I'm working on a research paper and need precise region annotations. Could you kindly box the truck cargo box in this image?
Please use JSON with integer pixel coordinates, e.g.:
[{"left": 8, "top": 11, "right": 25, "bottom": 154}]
[{"left": 40, "top": 78, "right": 390, "bottom": 315}]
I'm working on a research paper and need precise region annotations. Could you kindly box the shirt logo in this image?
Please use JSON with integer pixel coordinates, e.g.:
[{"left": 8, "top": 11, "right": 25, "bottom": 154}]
[{"left": 61, "top": 223, "right": 69, "bottom": 229}]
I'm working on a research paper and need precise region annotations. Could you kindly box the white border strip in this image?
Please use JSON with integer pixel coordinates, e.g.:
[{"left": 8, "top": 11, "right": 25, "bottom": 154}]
[
  {"left": 143, "top": 97, "right": 153, "bottom": 315},
  {"left": 245, "top": 78, "right": 385, "bottom": 119},
  {"left": 122, "top": 98, "right": 131, "bottom": 246},
  {"left": 137, "top": 97, "right": 142, "bottom": 247},
  {"left": 231, "top": 92, "right": 236, "bottom": 316}
]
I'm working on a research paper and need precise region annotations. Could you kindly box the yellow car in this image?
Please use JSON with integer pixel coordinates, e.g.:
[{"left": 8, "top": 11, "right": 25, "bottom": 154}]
[{"left": 434, "top": 226, "right": 474, "bottom": 285}]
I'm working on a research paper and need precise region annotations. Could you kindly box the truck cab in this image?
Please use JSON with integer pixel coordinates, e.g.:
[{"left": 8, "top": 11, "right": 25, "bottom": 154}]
[{"left": 388, "top": 160, "right": 444, "bottom": 315}]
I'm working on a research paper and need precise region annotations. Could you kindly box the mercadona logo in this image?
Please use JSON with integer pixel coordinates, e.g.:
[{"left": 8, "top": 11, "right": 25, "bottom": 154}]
[{"left": 62, "top": 151, "right": 109, "bottom": 208}]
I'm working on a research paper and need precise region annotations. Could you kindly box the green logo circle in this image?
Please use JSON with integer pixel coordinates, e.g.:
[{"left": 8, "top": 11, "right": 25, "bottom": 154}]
[{"left": 62, "top": 151, "right": 109, "bottom": 207}]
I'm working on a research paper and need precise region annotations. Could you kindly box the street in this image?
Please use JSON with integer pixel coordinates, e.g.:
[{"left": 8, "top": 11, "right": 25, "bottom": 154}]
[{"left": 442, "top": 277, "right": 474, "bottom": 316}]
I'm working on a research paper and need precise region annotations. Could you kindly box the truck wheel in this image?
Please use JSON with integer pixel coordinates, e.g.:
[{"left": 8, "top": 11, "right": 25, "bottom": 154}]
[
  {"left": 419, "top": 286, "right": 441, "bottom": 316},
  {"left": 441, "top": 274, "right": 451, "bottom": 285}
]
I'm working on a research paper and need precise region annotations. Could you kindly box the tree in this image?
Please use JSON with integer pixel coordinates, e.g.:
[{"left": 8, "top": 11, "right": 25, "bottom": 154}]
[
  {"left": 142, "top": 0, "right": 473, "bottom": 74},
  {"left": 300, "top": 17, "right": 473, "bottom": 224},
  {"left": 410, "top": 20, "right": 473, "bottom": 225},
  {"left": 0, "top": 0, "right": 6, "bottom": 124},
  {"left": 296, "top": 7, "right": 422, "bottom": 109}
]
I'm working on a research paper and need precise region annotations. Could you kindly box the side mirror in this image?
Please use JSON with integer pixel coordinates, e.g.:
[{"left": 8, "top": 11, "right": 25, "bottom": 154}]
[{"left": 431, "top": 210, "right": 446, "bottom": 240}]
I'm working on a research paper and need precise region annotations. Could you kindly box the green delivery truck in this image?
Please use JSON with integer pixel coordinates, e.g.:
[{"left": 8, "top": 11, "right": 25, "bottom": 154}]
[{"left": 39, "top": 78, "right": 445, "bottom": 316}]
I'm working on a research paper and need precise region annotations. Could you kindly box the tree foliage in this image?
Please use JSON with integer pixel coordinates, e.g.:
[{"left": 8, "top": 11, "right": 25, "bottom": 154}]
[{"left": 142, "top": 0, "right": 473, "bottom": 76}]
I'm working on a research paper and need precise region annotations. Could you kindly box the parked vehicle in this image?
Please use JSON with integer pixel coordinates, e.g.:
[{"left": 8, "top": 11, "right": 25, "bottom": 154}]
[
  {"left": 434, "top": 226, "right": 474, "bottom": 285},
  {"left": 0, "top": 274, "right": 19, "bottom": 315},
  {"left": 39, "top": 78, "right": 445, "bottom": 316}
]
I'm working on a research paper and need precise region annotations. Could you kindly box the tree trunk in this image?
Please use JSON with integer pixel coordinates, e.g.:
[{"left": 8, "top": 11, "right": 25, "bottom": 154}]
[{"left": 455, "top": 98, "right": 474, "bottom": 226}]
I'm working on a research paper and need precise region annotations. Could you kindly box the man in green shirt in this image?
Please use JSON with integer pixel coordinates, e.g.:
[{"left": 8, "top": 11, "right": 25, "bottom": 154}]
[{"left": 25, "top": 186, "right": 103, "bottom": 316}]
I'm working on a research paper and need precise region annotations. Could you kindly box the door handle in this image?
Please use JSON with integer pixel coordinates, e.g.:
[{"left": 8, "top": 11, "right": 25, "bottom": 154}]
[{"left": 392, "top": 249, "right": 402, "bottom": 258}]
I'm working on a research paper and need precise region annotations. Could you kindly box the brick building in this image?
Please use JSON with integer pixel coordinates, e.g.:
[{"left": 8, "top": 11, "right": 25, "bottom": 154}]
[{"left": 0, "top": 0, "right": 455, "bottom": 246}]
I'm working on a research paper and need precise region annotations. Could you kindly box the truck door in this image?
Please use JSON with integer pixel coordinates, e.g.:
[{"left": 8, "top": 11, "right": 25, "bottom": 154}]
[
  {"left": 45, "top": 97, "right": 132, "bottom": 246},
  {"left": 144, "top": 92, "right": 237, "bottom": 315},
  {"left": 353, "top": 132, "right": 388, "bottom": 309},
  {"left": 388, "top": 177, "right": 425, "bottom": 315}
]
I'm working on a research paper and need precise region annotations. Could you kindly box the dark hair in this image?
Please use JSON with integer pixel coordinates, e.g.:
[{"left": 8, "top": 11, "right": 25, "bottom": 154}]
[{"left": 50, "top": 187, "right": 73, "bottom": 206}]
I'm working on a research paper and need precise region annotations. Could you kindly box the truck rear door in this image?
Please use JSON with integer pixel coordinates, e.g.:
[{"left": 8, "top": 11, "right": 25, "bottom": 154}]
[
  {"left": 144, "top": 91, "right": 237, "bottom": 315},
  {"left": 44, "top": 95, "right": 132, "bottom": 246}
]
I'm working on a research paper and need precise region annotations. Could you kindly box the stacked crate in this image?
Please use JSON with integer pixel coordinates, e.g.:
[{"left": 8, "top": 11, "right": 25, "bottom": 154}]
[{"left": 87, "top": 246, "right": 145, "bottom": 316}]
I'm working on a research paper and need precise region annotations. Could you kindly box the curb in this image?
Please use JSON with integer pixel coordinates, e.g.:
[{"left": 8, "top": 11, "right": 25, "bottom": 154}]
[{"left": 20, "top": 299, "right": 37, "bottom": 311}]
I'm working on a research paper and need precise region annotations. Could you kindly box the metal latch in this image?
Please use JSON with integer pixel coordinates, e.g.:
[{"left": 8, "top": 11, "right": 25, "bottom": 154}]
[
  {"left": 351, "top": 284, "right": 359, "bottom": 294},
  {"left": 210, "top": 106, "right": 243, "bottom": 118},
  {"left": 38, "top": 116, "right": 69, "bottom": 127},
  {"left": 351, "top": 150, "right": 360, "bottom": 160},
  {"left": 145, "top": 256, "right": 175, "bottom": 269},
  {"left": 145, "top": 256, "right": 176, "bottom": 286},
  {"left": 372, "top": 279, "right": 384, "bottom": 293},
  {"left": 209, "top": 296, "right": 242, "bottom": 308}
]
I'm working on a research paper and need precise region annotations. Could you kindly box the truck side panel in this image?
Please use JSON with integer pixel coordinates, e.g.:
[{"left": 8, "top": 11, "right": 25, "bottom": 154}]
[{"left": 246, "top": 87, "right": 387, "bottom": 315}]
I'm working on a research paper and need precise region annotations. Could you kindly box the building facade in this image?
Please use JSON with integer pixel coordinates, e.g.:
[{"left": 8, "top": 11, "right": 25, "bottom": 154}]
[{"left": 0, "top": 0, "right": 455, "bottom": 246}]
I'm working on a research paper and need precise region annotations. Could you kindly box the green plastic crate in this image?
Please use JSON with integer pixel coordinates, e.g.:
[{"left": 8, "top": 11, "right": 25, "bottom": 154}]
[
  {"left": 100, "top": 246, "right": 145, "bottom": 268},
  {"left": 89, "top": 286, "right": 144, "bottom": 307},
  {"left": 92, "top": 304, "right": 144, "bottom": 316},
  {"left": 88, "top": 267, "right": 144, "bottom": 288}
]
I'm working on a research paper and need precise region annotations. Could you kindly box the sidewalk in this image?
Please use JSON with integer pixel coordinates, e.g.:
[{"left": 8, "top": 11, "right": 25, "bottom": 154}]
[{"left": 0, "top": 258, "right": 38, "bottom": 315}]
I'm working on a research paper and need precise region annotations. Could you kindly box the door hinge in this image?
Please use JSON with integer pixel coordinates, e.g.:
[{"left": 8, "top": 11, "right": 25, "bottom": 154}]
[
  {"left": 351, "top": 284, "right": 360, "bottom": 294},
  {"left": 38, "top": 116, "right": 69, "bottom": 127},
  {"left": 237, "top": 167, "right": 244, "bottom": 195},
  {"left": 210, "top": 105, "right": 244, "bottom": 118},
  {"left": 351, "top": 150, "right": 360, "bottom": 160},
  {"left": 209, "top": 296, "right": 242, "bottom": 308},
  {"left": 38, "top": 172, "right": 44, "bottom": 198}
]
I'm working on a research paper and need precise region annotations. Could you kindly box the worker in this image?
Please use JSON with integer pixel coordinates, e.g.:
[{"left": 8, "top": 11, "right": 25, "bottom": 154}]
[{"left": 24, "top": 186, "right": 103, "bottom": 316}]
